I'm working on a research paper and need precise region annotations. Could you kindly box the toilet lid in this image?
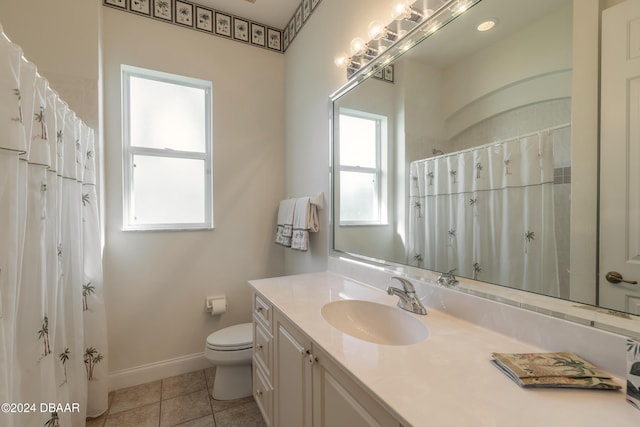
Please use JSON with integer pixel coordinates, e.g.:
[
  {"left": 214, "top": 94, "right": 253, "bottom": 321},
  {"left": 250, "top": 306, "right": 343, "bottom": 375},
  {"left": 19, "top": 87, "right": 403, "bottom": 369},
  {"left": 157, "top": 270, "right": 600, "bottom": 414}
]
[{"left": 206, "top": 322, "right": 253, "bottom": 351}]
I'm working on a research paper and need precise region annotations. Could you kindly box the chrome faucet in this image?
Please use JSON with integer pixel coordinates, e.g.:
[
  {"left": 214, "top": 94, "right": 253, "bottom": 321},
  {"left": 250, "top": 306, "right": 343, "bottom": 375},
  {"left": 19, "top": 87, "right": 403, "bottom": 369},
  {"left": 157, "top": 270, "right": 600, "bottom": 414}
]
[
  {"left": 386, "top": 277, "right": 427, "bottom": 315},
  {"left": 436, "top": 269, "right": 458, "bottom": 287}
]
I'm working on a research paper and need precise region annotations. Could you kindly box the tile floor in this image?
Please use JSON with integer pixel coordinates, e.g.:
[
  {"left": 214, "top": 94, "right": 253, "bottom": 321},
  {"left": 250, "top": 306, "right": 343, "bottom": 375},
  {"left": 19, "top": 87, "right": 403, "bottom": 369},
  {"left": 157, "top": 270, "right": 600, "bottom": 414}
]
[{"left": 86, "top": 368, "right": 266, "bottom": 427}]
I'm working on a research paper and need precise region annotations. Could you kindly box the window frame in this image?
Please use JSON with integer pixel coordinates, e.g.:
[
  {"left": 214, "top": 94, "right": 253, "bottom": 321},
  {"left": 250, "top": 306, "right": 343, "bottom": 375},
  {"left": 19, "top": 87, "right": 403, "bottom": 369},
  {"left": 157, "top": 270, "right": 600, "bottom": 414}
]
[
  {"left": 121, "top": 65, "right": 213, "bottom": 231},
  {"left": 337, "top": 108, "right": 388, "bottom": 226}
]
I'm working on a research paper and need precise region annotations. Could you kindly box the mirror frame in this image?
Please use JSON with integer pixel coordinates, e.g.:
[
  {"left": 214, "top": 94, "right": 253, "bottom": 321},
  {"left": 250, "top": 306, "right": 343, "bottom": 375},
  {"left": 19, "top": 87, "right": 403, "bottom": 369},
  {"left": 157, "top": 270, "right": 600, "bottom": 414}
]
[{"left": 329, "top": 0, "right": 640, "bottom": 339}]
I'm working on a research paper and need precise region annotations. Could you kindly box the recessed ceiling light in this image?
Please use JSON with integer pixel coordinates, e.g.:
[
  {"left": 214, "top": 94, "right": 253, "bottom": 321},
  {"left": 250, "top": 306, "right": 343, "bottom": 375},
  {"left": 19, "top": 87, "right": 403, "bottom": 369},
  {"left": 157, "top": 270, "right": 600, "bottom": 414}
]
[{"left": 477, "top": 18, "right": 498, "bottom": 32}]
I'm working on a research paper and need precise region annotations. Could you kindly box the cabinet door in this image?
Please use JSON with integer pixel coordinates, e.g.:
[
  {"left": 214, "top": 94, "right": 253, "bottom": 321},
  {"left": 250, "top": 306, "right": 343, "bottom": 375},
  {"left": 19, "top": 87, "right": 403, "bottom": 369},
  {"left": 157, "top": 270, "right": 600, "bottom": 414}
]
[
  {"left": 274, "top": 314, "right": 313, "bottom": 427},
  {"left": 313, "top": 348, "right": 401, "bottom": 427}
]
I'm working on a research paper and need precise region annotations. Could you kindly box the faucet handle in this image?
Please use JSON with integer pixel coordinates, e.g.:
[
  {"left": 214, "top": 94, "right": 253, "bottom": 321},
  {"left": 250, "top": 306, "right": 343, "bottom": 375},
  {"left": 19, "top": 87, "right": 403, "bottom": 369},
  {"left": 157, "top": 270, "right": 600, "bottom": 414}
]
[{"left": 391, "top": 276, "right": 415, "bottom": 293}]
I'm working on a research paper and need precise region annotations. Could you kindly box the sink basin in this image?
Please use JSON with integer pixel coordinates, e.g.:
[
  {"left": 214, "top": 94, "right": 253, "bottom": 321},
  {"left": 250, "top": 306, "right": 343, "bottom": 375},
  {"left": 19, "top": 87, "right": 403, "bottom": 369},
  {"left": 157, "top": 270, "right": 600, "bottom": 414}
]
[{"left": 321, "top": 300, "right": 429, "bottom": 346}]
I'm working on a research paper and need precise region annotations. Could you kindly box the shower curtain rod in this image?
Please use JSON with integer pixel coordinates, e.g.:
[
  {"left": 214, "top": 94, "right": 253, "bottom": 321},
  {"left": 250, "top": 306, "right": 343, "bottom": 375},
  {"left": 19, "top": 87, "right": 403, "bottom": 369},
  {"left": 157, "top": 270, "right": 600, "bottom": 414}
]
[{"left": 422, "top": 122, "right": 572, "bottom": 162}]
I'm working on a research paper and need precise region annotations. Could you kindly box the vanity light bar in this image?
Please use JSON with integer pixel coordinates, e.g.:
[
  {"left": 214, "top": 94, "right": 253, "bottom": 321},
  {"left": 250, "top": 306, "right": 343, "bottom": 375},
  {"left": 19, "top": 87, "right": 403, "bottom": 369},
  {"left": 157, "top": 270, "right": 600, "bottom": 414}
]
[{"left": 335, "top": 0, "right": 481, "bottom": 80}]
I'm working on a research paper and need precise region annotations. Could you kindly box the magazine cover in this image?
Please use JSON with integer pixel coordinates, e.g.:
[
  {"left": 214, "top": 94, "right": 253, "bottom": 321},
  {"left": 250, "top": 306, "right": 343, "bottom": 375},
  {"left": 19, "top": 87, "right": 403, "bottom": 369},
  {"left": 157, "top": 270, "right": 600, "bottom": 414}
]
[
  {"left": 491, "top": 352, "right": 621, "bottom": 390},
  {"left": 627, "top": 339, "right": 640, "bottom": 408}
]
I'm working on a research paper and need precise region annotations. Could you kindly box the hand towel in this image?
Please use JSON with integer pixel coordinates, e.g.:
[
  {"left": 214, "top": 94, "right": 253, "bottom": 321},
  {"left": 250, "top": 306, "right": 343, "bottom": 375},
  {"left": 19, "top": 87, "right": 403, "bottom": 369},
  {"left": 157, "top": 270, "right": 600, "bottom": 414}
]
[
  {"left": 275, "top": 198, "right": 295, "bottom": 247},
  {"left": 291, "top": 197, "right": 319, "bottom": 251}
]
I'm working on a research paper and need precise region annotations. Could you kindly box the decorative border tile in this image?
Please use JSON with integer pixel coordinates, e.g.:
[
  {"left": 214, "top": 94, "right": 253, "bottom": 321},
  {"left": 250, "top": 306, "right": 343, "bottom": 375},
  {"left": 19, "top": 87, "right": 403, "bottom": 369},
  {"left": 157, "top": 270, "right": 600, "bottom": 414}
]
[
  {"left": 215, "top": 12, "right": 232, "bottom": 37},
  {"left": 175, "top": 0, "right": 194, "bottom": 27},
  {"left": 233, "top": 17, "right": 249, "bottom": 43},
  {"left": 103, "top": 0, "right": 286, "bottom": 53},
  {"left": 106, "top": 0, "right": 126, "bottom": 9},
  {"left": 267, "top": 28, "right": 281, "bottom": 51},
  {"left": 303, "top": 0, "right": 311, "bottom": 21},
  {"left": 295, "top": 6, "right": 302, "bottom": 32},
  {"left": 283, "top": 28, "right": 290, "bottom": 51},
  {"left": 288, "top": 17, "right": 296, "bottom": 42},
  {"left": 251, "top": 23, "right": 266, "bottom": 47},
  {"left": 383, "top": 65, "right": 394, "bottom": 82},
  {"left": 195, "top": 6, "right": 213, "bottom": 32},
  {"left": 104, "top": 0, "right": 324, "bottom": 53},
  {"left": 130, "top": 0, "right": 151, "bottom": 15},
  {"left": 153, "top": 0, "right": 172, "bottom": 21},
  {"left": 358, "top": 65, "right": 395, "bottom": 83}
]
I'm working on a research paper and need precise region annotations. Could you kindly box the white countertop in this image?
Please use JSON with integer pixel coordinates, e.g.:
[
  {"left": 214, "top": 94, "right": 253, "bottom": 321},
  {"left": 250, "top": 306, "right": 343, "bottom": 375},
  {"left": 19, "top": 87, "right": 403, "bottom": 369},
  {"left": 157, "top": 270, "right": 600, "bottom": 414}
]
[{"left": 249, "top": 271, "right": 639, "bottom": 427}]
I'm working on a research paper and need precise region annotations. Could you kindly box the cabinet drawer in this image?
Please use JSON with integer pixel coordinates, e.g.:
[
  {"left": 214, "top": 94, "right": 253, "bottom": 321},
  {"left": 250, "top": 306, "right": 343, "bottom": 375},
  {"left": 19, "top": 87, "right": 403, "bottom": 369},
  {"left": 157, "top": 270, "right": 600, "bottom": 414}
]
[
  {"left": 254, "top": 293, "right": 272, "bottom": 330},
  {"left": 253, "top": 359, "right": 273, "bottom": 426},
  {"left": 253, "top": 321, "right": 273, "bottom": 380}
]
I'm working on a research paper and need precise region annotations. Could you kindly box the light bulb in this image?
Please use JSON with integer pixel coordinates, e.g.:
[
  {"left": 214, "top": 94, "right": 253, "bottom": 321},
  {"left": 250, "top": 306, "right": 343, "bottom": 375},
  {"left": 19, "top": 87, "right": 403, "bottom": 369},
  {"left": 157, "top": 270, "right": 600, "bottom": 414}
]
[
  {"left": 350, "top": 37, "right": 367, "bottom": 56},
  {"left": 334, "top": 52, "right": 350, "bottom": 68},
  {"left": 391, "top": 1, "right": 410, "bottom": 20},
  {"left": 368, "top": 21, "right": 386, "bottom": 40}
]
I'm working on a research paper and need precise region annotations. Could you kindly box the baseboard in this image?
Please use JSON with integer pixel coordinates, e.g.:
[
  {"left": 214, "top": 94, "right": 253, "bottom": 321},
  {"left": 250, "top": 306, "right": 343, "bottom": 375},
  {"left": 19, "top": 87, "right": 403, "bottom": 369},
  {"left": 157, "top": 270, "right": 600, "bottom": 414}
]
[{"left": 108, "top": 352, "right": 211, "bottom": 391}]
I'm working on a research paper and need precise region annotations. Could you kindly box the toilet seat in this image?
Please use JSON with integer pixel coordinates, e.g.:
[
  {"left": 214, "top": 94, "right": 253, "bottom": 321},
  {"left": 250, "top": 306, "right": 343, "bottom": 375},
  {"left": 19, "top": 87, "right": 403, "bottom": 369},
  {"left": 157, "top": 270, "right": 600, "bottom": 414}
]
[{"left": 206, "top": 322, "right": 253, "bottom": 351}]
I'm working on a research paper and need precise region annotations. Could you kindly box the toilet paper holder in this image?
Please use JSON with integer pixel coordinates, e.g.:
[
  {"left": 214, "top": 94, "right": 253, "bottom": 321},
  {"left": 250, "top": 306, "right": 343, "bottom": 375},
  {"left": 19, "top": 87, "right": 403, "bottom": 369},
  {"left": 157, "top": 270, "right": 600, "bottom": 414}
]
[{"left": 205, "top": 295, "right": 227, "bottom": 316}]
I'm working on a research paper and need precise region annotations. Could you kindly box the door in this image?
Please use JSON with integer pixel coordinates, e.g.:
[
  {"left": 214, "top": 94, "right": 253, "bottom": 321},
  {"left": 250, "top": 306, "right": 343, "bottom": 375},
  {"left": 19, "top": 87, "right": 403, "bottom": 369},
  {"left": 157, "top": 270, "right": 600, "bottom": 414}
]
[{"left": 600, "top": 0, "right": 640, "bottom": 313}]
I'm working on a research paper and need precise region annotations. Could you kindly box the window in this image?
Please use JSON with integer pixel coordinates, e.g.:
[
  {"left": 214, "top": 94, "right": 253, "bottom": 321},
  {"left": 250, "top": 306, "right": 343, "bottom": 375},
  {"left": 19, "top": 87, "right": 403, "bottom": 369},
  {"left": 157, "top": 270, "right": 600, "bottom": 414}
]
[
  {"left": 122, "top": 65, "right": 213, "bottom": 230},
  {"left": 338, "top": 109, "right": 387, "bottom": 225}
]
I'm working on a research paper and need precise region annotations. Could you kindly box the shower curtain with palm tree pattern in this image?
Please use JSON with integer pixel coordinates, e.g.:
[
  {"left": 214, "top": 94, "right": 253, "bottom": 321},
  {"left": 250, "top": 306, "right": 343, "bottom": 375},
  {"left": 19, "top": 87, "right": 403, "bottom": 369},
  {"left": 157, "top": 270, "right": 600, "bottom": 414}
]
[
  {"left": 0, "top": 26, "right": 108, "bottom": 427},
  {"left": 407, "top": 130, "right": 560, "bottom": 297}
]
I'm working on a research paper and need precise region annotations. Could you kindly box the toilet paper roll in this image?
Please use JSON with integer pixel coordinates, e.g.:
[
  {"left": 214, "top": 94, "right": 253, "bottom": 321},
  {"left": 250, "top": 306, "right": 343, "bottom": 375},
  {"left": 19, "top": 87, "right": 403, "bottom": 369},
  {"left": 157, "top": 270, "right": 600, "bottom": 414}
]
[{"left": 209, "top": 297, "right": 227, "bottom": 316}]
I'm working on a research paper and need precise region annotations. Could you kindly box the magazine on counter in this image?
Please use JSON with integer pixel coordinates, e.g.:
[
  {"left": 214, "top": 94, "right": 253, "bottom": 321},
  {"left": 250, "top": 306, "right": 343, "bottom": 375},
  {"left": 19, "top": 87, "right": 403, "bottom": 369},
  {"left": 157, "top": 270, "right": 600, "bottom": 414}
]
[{"left": 491, "top": 352, "right": 621, "bottom": 390}]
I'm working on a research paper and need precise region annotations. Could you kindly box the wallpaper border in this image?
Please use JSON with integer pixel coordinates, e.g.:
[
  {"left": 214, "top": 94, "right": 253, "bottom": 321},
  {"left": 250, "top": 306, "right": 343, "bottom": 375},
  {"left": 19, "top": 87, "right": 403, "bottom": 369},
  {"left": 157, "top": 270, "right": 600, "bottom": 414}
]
[
  {"left": 104, "top": 0, "right": 327, "bottom": 54},
  {"left": 104, "top": 0, "right": 285, "bottom": 53}
]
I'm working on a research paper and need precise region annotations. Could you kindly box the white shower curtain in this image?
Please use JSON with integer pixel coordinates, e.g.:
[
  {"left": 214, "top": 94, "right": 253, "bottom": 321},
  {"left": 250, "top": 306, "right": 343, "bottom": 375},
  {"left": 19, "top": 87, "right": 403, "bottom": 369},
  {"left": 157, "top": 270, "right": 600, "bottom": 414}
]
[
  {"left": 0, "top": 26, "right": 108, "bottom": 427},
  {"left": 408, "top": 130, "right": 560, "bottom": 296}
]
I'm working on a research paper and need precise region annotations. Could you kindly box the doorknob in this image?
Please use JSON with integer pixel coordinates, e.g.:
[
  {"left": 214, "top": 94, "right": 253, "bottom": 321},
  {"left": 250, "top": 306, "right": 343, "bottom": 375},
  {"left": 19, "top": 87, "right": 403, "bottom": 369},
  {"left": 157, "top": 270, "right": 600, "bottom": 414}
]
[{"left": 605, "top": 271, "right": 638, "bottom": 285}]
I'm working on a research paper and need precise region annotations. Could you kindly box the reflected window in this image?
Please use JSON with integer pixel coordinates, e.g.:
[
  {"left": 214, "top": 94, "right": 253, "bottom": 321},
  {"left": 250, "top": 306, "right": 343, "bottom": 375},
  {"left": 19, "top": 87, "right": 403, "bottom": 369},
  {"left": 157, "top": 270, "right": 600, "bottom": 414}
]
[
  {"left": 122, "top": 65, "right": 213, "bottom": 230},
  {"left": 338, "top": 110, "right": 387, "bottom": 225}
]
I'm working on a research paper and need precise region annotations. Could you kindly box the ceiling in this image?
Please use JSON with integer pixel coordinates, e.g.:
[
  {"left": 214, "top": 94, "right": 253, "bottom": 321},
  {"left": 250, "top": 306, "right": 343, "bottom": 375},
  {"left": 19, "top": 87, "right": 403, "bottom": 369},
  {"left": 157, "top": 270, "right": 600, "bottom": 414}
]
[
  {"left": 405, "top": 0, "right": 571, "bottom": 67},
  {"left": 197, "top": 0, "right": 301, "bottom": 29}
]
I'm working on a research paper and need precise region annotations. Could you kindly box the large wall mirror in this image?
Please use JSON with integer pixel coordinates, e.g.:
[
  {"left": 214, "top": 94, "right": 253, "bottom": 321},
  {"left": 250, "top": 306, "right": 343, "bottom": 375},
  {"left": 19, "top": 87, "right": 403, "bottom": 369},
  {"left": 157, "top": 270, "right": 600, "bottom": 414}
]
[{"left": 331, "top": 0, "right": 640, "bottom": 337}]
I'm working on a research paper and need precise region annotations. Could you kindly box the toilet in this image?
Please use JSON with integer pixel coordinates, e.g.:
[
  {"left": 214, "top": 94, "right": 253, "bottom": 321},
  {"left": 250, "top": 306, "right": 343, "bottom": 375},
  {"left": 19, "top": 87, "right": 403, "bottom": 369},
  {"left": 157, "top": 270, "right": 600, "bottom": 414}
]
[{"left": 204, "top": 322, "right": 253, "bottom": 400}]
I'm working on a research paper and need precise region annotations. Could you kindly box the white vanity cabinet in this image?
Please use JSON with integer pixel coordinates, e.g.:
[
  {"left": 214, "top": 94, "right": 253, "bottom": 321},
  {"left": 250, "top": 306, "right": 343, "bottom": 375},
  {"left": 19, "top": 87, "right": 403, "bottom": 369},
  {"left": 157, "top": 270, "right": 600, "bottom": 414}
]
[
  {"left": 252, "top": 291, "right": 402, "bottom": 427},
  {"left": 311, "top": 344, "right": 402, "bottom": 427},
  {"left": 252, "top": 293, "right": 274, "bottom": 426},
  {"left": 273, "top": 310, "right": 313, "bottom": 426}
]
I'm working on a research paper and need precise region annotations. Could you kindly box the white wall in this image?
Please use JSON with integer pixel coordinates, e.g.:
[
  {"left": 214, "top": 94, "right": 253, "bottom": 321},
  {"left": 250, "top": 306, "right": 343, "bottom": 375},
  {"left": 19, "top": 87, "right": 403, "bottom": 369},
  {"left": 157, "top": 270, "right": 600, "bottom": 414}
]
[
  {"left": 283, "top": 0, "right": 392, "bottom": 274},
  {"left": 101, "top": 8, "right": 286, "bottom": 373},
  {"left": 0, "top": 0, "right": 100, "bottom": 129}
]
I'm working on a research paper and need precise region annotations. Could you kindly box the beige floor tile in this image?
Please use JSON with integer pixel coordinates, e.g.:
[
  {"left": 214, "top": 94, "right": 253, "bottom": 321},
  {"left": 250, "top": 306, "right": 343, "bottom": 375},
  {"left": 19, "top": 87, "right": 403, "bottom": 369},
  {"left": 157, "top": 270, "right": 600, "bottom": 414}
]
[
  {"left": 85, "top": 413, "right": 106, "bottom": 427},
  {"left": 104, "top": 403, "right": 160, "bottom": 427},
  {"left": 174, "top": 414, "right": 216, "bottom": 427},
  {"left": 214, "top": 401, "right": 266, "bottom": 427},
  {"left": 162, "top": 370, "right": 207, "bottom": 400},
  {"left": 210, "top": 395, "right": 254, "bottom": 413},
  {"left": 203, "top": 367, "right": 216, "bottom": 396},
  {"left": 110, "top": 380, "right": 162, "bottom": 414},
  {"left": 160, "top": 388, "right": 212, "bottom": 427}
]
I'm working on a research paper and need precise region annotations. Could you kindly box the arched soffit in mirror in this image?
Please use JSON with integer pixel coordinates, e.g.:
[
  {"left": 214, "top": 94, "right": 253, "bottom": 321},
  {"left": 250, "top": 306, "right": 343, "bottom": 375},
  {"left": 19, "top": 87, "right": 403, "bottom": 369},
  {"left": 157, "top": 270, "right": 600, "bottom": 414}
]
[{"left": 331, "top": 0, "right": 640, "bottom": 337}]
